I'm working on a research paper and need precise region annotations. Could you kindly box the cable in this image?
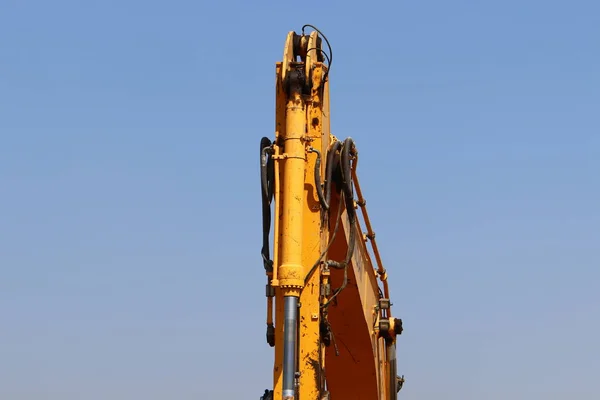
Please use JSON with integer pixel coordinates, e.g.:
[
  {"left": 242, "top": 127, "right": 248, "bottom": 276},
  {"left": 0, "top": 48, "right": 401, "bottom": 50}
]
[
  {"left": 324, "top": 140, "right": 341, "bottom": 208},
  {"left": 305, "top": 47, "right": 331, "bottom": 90},
  {"left": 326, "top": 137, "right": 357, "bottom": 270},
  {"left": 304, "top": 138, "right": 352, "bottom": 284},
  {"left": 309, "top": 147, "right": 328, "bottom": 211},
  {"left": 301, "top": 24, "right": 333, "bottom": 83},
  {"left": 260, "top": 137, "right": 275, "bottom": 272},
  {"left": 303, "top": 140, "right": 346, "bottom": 284},
  {"left": 321, "top": 263, "right": 348, "bottom": 309},
  {"left": 320, "top": 137, "right": 358, "bottom": 310},
  {"left": 305, "top": 47, "right": 331, "bottom": 69}
]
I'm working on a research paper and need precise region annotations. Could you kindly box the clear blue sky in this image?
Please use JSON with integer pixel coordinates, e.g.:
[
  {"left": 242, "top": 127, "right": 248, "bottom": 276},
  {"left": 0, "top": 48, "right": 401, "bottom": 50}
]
[{"left": 1, "top": 1, "right": 598, "bottom": 399}]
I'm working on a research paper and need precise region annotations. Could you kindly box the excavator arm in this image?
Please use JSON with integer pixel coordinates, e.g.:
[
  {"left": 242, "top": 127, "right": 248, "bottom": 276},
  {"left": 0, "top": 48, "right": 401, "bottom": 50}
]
[{"left": 259, "top": 25, "right": 404, "bottom": 400}]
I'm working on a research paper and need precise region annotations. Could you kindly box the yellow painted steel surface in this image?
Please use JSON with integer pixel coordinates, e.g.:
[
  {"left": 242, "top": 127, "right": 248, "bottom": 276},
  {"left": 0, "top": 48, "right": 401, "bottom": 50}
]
[{"left": 261, "top": 26, "right": 403, "bottom": 400}]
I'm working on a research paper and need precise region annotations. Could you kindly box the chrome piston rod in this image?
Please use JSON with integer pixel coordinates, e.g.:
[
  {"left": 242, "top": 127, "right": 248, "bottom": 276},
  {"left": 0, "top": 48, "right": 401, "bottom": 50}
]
[{"left": 282, "top": 296, "right": 298, "bottom": 400}]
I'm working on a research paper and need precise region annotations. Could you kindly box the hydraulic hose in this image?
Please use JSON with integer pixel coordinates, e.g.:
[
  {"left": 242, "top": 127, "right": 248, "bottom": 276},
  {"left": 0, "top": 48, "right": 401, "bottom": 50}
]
[
  {"left": 324, "top": 140, "right": 342, "bottom": 211},
  {"left": 326, "top": 137, "right": 356, "bottom": 270},
  {"left": 322, "top": 137, "right": 357, "bottom": 309},
  {"left": 260, "top": 137, "right": 276, "bottom": 348},
  {"left": 309, "top": 147, "right": 328, "bottom": 211},
  {"left": 260, "top": 137, "right": 275, "bottom": 272}
]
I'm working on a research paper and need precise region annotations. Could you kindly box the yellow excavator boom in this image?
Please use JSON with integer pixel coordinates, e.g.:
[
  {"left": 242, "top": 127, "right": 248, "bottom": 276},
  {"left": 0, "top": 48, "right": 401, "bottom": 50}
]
[{"left": 259, "top": 25, "right": 403, "bottom": 400}]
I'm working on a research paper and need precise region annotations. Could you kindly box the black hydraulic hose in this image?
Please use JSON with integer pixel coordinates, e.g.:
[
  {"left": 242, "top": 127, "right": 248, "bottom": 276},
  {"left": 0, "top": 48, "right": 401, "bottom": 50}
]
[
  {"left": 339, "top": 138, "right": 356, "bottom": 216},
  {"left": 324, "top": 140, "right": 341, "bottom": 211},
  {"left": 309, "top": 147, "right": 328, "bottom": 210},
  {"left": 304, "top": 140, "right": 344, "bottom": 286},
  {"left": 261, "top": 137, "right": 274, "bottom": 200},
  {"left": 341, "top": 137, "right": 357, "bottom": 267},
  {"left": 322, "top": 138, "right": 357, "bottom": 309},
  {"left": 327, "top": 137, "right": 356, "bottom": 270},
  {"left": 301, "top": 24, "right": 333, "bottom": 84},
  {"left": 260, "top": 137, "right": 275, "bottom": 272}
]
